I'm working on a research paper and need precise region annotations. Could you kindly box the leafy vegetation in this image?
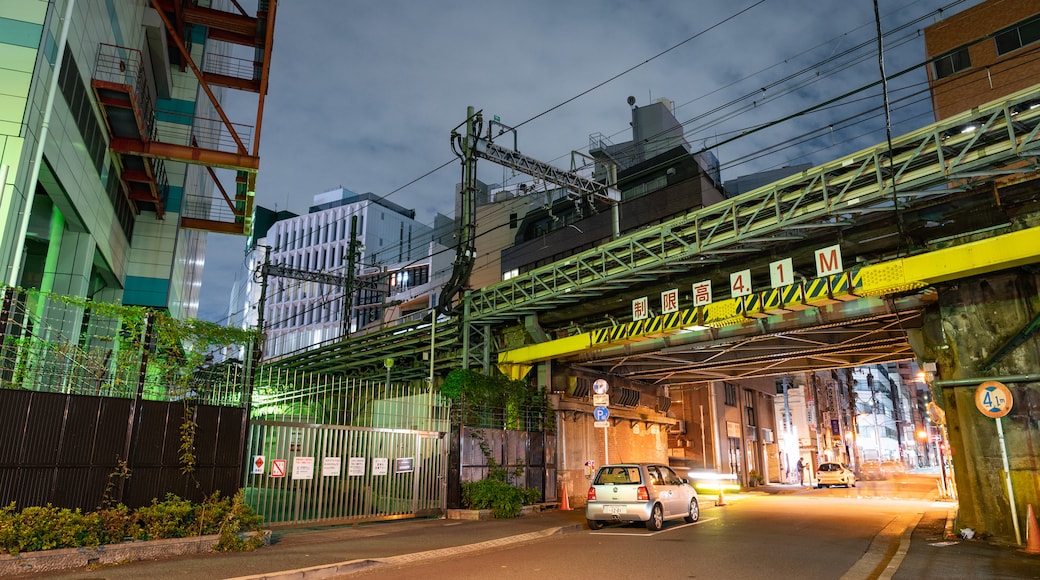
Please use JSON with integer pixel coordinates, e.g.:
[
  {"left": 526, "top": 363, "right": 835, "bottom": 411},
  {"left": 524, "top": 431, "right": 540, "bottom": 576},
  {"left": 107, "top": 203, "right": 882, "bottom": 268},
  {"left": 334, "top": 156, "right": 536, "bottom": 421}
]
[
  {"left": 5, "top": 288, "right": 258, "bottom": 480},
  {"left": 460, "top": 429, "right": 541, "bottom": 518},
  {"left": 441, "top": 368, "right": 554, "bottom": 431},
  {"left": 0, "top": 491, "right": 264, "bottom": 556}
]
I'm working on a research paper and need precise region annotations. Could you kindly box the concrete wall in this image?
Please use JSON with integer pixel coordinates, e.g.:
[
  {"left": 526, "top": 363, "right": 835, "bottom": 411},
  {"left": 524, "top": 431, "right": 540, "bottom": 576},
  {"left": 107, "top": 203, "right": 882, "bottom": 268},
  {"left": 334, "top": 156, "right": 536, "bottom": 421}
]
[{"left": 908, "top": 267, "right": 1040, "bottom": 544}]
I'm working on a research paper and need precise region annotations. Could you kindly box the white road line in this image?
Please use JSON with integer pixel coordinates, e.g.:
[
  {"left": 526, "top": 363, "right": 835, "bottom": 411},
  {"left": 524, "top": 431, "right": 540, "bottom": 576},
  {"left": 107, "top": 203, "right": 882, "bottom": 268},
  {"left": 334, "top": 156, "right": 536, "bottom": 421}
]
[
  {"left": 589, "top": 517, "right": 717, "bottom": 536},
  {"left": 840, "top": 511, "right": 924, "bottom": 580}
]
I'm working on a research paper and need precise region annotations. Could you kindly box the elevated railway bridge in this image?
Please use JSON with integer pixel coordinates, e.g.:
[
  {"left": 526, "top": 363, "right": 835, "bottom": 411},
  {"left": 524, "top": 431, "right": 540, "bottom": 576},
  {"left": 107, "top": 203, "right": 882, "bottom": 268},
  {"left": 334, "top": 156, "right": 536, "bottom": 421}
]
[{"left": 271, "top": 82, "right": 1040, "bottom": 544}]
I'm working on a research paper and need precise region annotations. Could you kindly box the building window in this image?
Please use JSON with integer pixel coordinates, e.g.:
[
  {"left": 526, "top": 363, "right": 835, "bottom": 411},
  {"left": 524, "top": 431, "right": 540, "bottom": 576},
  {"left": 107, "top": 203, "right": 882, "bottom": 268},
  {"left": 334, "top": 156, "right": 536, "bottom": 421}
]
[
  {"left": 724, "top": 383, "right": 737, "bottom": 407},
  {"left": 995, "top": 15, "right": 1040, "bottom": 55},
  {"left": 744, "top": 389, "right": 755, "bottom": 426},
  {"left": 932, "top": 47, "right": 971, "bottom": 79}
]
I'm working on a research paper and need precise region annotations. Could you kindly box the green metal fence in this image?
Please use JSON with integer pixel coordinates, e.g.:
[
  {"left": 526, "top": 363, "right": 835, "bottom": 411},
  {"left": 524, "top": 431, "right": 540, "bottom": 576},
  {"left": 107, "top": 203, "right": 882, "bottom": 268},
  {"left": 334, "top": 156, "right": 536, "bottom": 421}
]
[
  {"left": 0, "top": 287, "right": 253, "bottom": 405},
  {"left": 245, "top": 366, "right": 450, "bottom": 525}
]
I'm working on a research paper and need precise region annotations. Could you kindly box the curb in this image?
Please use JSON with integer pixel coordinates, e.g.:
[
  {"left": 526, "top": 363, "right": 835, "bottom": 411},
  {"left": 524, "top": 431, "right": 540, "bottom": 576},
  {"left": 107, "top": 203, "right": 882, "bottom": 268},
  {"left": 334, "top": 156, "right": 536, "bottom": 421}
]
[
  {"left": 944, "top": 506, "right": 958, "bottom": 540},
  {"left": 0, "top": 531, "right": 270, "bottom": 576}
]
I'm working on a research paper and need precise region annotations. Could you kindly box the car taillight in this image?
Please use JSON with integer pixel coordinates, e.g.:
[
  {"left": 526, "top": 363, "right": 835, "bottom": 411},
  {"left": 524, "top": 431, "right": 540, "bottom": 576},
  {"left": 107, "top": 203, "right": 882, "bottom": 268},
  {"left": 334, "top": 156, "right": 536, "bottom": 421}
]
[
  {"left": 587, "top": 487, "right": 596, "bottom": 501},
  {"left": 637, "top": 486, "right": 649, "bottom": 501}
]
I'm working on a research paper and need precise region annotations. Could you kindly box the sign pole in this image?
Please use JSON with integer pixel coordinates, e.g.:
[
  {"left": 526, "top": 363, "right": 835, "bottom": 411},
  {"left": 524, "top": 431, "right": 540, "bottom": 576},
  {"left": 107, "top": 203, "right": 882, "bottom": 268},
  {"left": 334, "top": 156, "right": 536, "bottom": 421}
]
[
  {"left": 592, "top": 379, "right": 611, "bottom": 465},
  {"left": 996, "top": 416, "right": 1022, "bottom": 545},
  {"left": 976, "top": 381, "right": 1019, "bottom": 545}
]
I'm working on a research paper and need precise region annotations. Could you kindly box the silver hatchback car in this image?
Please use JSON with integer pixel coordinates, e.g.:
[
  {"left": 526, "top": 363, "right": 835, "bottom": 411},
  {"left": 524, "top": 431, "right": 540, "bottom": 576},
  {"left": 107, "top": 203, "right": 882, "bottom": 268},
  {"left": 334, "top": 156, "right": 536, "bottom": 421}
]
[{"left": 586, "top": 463, "right": 699, "bottom": 530}]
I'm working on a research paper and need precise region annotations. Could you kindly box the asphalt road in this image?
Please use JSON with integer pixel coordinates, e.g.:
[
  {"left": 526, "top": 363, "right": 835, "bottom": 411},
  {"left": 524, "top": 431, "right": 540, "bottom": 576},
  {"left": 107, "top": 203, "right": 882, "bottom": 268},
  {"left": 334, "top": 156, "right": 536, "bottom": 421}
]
[
  {"left": 342, "top": 494, "right": 943, "bottom": 580},
  {"left": 11, "top": 473, "right": 1038, "bottom": 580}
]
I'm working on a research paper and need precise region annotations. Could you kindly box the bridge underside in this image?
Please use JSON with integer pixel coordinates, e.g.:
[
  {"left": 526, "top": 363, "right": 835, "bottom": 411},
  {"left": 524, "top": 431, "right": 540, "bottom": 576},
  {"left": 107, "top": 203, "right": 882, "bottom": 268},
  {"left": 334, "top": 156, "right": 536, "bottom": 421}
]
[{"left": 566, "top": 294, "right": 929, "bottom": 385}]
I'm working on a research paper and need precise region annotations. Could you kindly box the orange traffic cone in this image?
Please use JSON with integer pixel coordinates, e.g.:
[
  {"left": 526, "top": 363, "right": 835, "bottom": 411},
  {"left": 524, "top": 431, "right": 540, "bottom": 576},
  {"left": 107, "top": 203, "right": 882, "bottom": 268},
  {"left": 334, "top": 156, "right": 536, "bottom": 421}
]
[
  {"left": 560, "top": 481, "right": 571, "bottom": 511},
  {"left": 1024, "top": 504, "right": 1040, "bottom": 555}
]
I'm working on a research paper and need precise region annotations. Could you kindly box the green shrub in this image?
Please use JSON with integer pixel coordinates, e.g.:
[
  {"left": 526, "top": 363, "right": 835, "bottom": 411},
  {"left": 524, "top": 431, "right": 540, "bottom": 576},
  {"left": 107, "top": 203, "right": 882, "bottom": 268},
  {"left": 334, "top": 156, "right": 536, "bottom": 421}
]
[
  {"left": 135, "top": 494, "right": 197, "bottom": 540},
  {"left": 0, "top": 492, "right": 264, "bottom": 555},
  {"left": 459, "top": 429, "right": 543, "bottom": 518},
  {"left": 212, "top": 490, "right": 265, "bottom": 552},
  {"left": 461, "top": 479, "right": 541, "bottom": 519}
]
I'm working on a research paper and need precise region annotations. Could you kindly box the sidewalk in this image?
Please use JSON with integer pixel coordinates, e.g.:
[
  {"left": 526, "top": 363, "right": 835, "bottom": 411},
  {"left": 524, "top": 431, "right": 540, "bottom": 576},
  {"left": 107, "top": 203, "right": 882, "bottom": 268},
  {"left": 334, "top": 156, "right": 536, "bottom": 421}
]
[
  {"left": 13, "top": 507, "right": 589, "bottom": 580},
  {"left": 11, "top": 491, "right": 1038, "bottom": 580}
]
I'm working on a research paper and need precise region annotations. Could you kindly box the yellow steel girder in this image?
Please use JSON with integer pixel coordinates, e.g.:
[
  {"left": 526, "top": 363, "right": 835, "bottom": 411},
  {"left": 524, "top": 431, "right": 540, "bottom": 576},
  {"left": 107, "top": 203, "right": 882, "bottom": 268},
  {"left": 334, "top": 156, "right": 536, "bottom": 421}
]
[{"left": 497, "top": 225, "right": 1040, "bottom": 373}]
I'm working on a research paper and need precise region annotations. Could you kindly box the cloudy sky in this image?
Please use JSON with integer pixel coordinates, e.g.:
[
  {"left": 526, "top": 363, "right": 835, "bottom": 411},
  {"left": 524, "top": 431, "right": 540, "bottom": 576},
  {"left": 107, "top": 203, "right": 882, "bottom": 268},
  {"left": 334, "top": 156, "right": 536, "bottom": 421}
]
[{"left": 197, "top": 0, "right": 984, "bottom": 322}]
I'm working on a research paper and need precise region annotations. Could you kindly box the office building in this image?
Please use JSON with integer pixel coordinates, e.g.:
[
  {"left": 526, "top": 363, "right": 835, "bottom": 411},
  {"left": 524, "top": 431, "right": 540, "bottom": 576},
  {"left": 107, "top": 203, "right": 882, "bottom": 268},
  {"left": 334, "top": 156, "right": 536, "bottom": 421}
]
[
  {"left": 0, "top": 0, "right": 273, "bottom": 318},
  {"left": 251, "top": 188, "right": 447, "bottom": 359},
  {"left": 925, "top": 0, "right": 1040, "bottom": 120}
]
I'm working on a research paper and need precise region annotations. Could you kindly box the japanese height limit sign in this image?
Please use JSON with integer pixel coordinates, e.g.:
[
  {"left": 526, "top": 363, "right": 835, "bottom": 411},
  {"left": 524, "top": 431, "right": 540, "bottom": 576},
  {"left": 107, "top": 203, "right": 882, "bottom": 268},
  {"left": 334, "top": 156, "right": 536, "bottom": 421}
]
[{"left": 975, "top": 381, "right": 1013, "bottom": 418}]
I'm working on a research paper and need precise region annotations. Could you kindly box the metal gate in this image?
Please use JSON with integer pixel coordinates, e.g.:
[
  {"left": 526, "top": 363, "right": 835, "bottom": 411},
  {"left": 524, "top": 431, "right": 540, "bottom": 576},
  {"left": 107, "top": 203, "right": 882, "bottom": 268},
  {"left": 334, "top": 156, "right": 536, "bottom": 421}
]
[
  {"left": 244, "top": 422, "right": 446, "bottom": 524},
  {"left": 244, "top": 367, "right": 449, "bottom": 526}
]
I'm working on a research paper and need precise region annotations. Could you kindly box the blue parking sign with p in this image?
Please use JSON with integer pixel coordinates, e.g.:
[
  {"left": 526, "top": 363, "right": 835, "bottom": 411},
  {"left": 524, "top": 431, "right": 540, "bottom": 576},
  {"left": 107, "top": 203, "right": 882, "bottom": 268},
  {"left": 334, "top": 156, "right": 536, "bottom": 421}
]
[{"left": 594, "top": 406, "right": 609, "bottom": 421}]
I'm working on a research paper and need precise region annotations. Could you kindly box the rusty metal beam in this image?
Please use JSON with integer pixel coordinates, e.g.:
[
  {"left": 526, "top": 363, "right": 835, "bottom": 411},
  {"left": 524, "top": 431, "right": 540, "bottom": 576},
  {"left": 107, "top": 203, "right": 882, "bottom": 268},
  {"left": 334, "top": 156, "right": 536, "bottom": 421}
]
[
  {"left": 252, "top": 0, "right": 277, "bottom": 158},
  {"left": 202, "top": 71, "right": 260, "bottom": 92},
  {"left": 149, "top": 0, "right": 247, "bottom": 155},
  {"left": 121, "top": 168, "right": 152, "bottom": 183},
  {"left": 182, "top": 5, "right": 256, "bottom": 37},
  {"left": 180, "top": 217, "right": 246, "bottom": 234},
  {"left": 206, "top": 165, "right": 237, "bottom": 213},
  {"left": 206, "top": 28, "right": 261, "bottom": 47},
  {"left": 110, "top": 137, "right": 259, "bottom": 171}
]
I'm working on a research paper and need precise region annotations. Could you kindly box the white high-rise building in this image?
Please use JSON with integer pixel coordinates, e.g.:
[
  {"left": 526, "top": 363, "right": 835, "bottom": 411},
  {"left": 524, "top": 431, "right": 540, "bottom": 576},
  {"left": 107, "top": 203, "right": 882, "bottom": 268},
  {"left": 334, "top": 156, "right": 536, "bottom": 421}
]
[{"left": 240, "top": 188, "right": 447, "bottom": 359}]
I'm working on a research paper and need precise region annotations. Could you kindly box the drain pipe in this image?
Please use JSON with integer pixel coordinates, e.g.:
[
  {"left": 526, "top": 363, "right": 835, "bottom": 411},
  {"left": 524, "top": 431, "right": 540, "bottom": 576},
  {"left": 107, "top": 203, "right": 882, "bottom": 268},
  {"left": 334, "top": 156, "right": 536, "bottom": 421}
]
[
  {"left": 934, "top": 374, "right": 1040, "bottom": 387},
  {"left": 8, "top": 0, "right": 75, "bottom": 286}
]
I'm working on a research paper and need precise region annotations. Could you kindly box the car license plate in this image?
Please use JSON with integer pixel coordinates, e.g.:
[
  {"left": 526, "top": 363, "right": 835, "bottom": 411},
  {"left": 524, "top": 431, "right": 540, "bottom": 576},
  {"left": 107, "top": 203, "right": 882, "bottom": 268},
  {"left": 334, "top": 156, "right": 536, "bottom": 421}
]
[{"left": 604, "top": 505, "right": 626, "bottom": 514}]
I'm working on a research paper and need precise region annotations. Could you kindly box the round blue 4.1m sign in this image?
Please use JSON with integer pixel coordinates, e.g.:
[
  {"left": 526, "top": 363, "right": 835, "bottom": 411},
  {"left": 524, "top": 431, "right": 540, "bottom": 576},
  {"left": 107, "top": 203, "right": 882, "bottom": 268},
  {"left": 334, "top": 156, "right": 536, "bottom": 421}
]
[{"left": 975, "top": 381, "right": 1012, "bottom": 418}]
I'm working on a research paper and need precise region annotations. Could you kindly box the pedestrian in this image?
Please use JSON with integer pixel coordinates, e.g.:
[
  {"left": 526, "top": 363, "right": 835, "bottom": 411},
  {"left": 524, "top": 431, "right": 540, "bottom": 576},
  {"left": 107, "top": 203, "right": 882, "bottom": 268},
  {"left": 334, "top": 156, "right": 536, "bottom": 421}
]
[{"left": 796, "top": 457, "right": 805, "bottom": 485}]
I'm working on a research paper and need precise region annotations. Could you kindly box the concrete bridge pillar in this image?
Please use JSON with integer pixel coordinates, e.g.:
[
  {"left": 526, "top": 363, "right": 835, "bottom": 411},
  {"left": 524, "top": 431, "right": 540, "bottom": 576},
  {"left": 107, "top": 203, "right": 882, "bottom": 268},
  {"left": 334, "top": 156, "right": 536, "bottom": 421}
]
[{"left": 907, "top": 268, "right": 1040, "bottom": 545}]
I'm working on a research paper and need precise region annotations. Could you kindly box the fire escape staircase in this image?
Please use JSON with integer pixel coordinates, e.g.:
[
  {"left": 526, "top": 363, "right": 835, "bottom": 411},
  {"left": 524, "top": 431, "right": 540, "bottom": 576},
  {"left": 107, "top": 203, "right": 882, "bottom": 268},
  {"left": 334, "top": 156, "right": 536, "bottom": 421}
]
[{"left": 90, "top": 0, "right": 277, "bottom": 236}]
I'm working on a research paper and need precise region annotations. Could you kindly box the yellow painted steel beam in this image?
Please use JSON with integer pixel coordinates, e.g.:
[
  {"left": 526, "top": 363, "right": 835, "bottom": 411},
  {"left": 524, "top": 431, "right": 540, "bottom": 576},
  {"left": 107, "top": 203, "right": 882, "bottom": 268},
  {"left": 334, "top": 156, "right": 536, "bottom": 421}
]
[
  {"left": 497, "top": 225, "right": 1040, "bottom": 366},
  {"left": 498, "top": 333, "right": 592, "bottom": 366},
  {"left": 858, "top": 225, "right": 1040, "bottom": 295}
]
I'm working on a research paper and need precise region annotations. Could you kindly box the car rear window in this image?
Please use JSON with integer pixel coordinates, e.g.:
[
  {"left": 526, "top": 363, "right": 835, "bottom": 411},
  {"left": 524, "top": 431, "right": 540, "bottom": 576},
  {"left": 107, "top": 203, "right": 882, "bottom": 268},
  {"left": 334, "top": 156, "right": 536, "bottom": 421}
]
[
  {"left": 594, "top": 466, "right": 642, "bottom": 485},
  {"left": 819, "top": 463, "right": 840, "bottom": 471}
]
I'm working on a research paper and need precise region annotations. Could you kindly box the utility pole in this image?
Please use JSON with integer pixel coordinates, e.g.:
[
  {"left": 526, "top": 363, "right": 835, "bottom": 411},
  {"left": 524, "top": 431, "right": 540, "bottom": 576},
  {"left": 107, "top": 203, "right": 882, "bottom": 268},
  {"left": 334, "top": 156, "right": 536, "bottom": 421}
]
[
  {"left": 444, "top": 107, "right": 622, "bottom": 370},
  {"left": 254, "top": 246, "right": 270, "bottom": 364},
  {"left": 257, "top": 229, "right": 380, "bottom": 350},
  {"left": 843, "top": 368, "right": 861, "bottom": 470},
  {"left": 342, "top": 215, "right": 360, "bottom": 338},
  {"left": 867, "top": 372, "right": 883, "bottom": 461}
]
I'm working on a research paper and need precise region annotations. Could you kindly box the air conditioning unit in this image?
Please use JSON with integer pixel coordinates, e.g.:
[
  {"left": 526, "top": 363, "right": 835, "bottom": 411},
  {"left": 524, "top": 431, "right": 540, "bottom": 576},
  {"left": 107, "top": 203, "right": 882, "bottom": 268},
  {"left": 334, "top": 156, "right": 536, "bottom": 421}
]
[
  {"left": 567, "top": 377, "right": 590, "bottom": 398},
  {"left": 657, "top": 396, "right": 671, "bottom": 413},
  {"left": 616, "top": 387, "right": 640, "bottom": 407}
]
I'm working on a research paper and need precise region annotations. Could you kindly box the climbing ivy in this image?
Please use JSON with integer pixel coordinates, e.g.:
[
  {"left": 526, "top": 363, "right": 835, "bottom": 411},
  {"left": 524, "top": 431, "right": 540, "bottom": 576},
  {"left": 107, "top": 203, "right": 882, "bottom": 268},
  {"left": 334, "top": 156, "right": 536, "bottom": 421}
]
[
  {"left": 5, "top": 287, "right": 259, "bottom": 478},
  {"left": 440, "top": 368, "right": 554, "bottom": 431}
]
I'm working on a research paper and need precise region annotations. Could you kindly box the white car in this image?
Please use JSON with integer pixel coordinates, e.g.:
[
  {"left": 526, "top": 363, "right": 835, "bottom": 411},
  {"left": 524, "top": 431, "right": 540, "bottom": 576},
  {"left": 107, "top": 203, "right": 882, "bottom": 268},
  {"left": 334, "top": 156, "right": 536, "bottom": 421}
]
[
  {"left": 816, "top": 462, "right": 856, "bottom": 488},
  {"left": 586, "top": 463, "right": 699, "bottom": 530}
]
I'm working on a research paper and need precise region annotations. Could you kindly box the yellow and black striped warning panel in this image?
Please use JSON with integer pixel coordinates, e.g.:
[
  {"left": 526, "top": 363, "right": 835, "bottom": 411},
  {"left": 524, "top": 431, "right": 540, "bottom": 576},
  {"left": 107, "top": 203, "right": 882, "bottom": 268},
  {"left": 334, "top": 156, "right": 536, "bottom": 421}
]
[
  {"left": 804, "top": 276, "right": 835, "bottom": 305},
  {"left": 591, "top": 307, "right": 701, "bottom": 345},
  {"left": 781, "top": 283, "right": 810, "bottom": 311},
  {"left": 762, "top": 287, "right": 789, "bottom": 315},
  {"left": 831, "top": 268, "right": 862, "bottom": 301},
  {"left": 739, "top": 293, "right": 767, "bottom": 319}
]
